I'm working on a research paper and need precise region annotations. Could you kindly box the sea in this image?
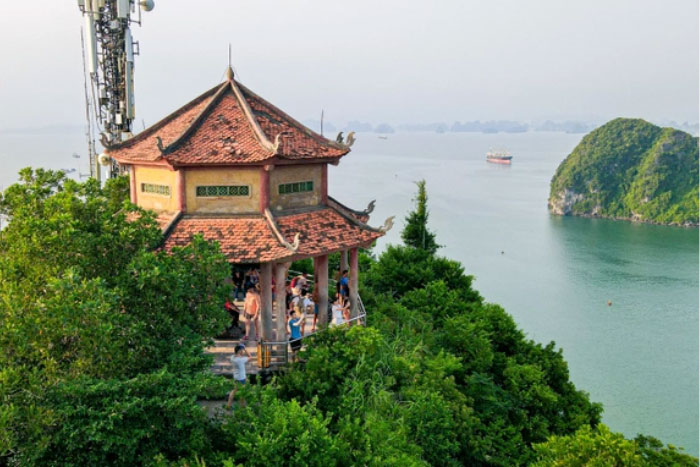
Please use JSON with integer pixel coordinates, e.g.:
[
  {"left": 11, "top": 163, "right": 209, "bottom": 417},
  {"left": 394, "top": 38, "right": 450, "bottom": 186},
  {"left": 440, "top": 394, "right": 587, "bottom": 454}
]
[{"left": 1, "top": 129, "right": 698, "bottom": 456}]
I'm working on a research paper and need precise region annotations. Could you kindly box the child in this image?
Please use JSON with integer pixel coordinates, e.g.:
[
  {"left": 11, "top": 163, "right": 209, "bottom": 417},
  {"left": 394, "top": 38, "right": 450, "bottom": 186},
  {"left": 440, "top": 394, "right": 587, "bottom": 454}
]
[
  {"left": 331, "top": 295, "right": 346, "bottom": 327},
  {"left": 226, "top": 344, "right": 250, "bottom": 409},
  {"left": 287, "top": 309, "right": 304, "bottom": 361}
]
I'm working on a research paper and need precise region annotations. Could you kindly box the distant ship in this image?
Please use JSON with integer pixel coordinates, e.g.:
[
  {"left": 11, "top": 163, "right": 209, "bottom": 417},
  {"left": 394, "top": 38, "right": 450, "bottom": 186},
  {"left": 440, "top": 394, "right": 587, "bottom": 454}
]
[{"left": 486, "top": 149, "right": 512, "bottom": 165}]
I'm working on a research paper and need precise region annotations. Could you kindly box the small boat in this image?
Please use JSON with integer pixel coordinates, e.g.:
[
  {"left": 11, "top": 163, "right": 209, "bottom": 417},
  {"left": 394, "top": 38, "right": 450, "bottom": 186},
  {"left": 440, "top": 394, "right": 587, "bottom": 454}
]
[
  {"left": 378, "top": 136, "right": 388, "bottom": 140},
  {"left": 486, "top": 149, "right": 512, "bottom": 165}
]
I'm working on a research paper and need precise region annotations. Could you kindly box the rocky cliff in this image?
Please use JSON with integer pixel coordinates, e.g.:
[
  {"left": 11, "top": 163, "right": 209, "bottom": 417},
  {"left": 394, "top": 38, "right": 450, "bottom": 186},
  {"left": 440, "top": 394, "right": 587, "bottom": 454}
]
[{"left": 548, "top": 118, "right": 698, "bottom": 226}]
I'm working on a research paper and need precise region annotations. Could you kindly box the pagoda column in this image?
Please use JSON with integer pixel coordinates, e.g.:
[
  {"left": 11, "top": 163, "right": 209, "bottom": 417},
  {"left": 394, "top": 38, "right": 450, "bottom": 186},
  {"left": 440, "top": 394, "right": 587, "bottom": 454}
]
[
  {"left": 339, "top": 249, "right": 348, "bottom": 277},
  {"left": 321, "top": 164, "right": 328, "bottom": 205},
  {"left": 349, "top": 247, "right": 359, "bottom": 319},
  {"left": 260, "top": 166, "right": 271, "bottom": 212},
  {"left": 129, "top": 165, "right": 137, "bottom": 204},
  {"left": 314, "top": 255, "right": 329, "bottom": 327},
  {"left": 275, "top": 262, "right": 290, "bottom": 341},
  {"left": 260, "top": 262, "right": 273, "bottom": 341},
  {"left": 177, "top": 169, "right": 186, "bottom": 212}
]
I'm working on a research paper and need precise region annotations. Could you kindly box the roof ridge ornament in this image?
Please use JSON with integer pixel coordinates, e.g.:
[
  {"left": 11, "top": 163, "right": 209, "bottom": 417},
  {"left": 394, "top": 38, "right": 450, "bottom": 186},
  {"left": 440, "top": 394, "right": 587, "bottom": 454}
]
[
  {"left": 379, "top": 216, "right": 395, "bottom": 233},
  {"left": 334, "top": 131, "right": 356, "bottom": 148},
  {"left": 226, "top": 66, "right": 234, "bottom": 81}
]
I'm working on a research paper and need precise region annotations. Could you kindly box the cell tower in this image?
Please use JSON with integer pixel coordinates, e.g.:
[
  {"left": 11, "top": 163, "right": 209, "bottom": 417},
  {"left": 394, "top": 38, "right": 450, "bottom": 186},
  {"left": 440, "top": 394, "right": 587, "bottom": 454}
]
[{"left": 77, "top": 0, "right": 155, "bottom": 180}]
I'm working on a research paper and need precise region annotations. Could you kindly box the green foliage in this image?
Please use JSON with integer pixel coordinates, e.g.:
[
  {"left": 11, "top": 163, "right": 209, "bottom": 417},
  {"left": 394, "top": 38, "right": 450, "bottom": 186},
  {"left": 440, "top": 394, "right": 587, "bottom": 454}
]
[
  {"left": 213, "top": 387, "right": 343, "bottom": 466},
  {"left": 549, "top": 118, "right": 699, "bottom": 225},
  {"left": 0, "top": 170, "right": 231, "bottom": 464},
  {"left": 1, "top": 168, "right": 690, "bottom": 466},
  {"left": 364, "top": 245, "right": 480, "bottom": 302},
  {"left": 402, "top": 180, "right": 440, "bottom": 253},
  {"left": 532, "top": 424, "right": 697, "bottom": 466},
  {"left": 33, "top": 370, "right": 221, "bottom": 466}
]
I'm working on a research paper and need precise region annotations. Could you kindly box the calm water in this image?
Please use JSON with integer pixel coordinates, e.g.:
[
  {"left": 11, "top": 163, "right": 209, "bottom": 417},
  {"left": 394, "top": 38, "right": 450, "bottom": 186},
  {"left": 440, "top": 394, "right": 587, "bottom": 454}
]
[
  {"left": 328, "top": 131, "right": 699, "bottom": 456},
  {"left": 1, "top": 130, "right": 698, "bottom": 455}
]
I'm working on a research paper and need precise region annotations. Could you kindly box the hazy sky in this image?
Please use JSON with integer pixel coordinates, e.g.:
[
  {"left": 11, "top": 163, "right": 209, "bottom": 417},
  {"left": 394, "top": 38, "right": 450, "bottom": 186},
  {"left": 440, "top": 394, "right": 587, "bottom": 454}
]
[{"left": 0, "top": 0, "right": 697, "bottom": 130}]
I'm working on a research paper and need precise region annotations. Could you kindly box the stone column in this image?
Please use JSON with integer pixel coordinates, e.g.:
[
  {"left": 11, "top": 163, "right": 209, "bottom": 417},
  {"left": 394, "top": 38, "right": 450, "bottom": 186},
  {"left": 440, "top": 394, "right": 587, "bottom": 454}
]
[
  {"left": 177, "top": 169, "right": 186, "bottom": 212},
  {"left": 129, "top": 165, "right": 137, "bottom": 204},
  {"left": 314, "top": 255, "right": 329, "bottom": 327},
  {"left": 260, "top": 167, "right": 270, "bottom": 212},
  {"left": 349, "top": 247, "right": 359, "bottom": 319},
  {"left": 321, "top": 164, "right": 328, "bottom": 205},
  {"left": 260, "top": 262, "right": 273, "bottom": 341},
  {"left": 340, "top": 249, "right": 348, "bottom": 277},
  {"left": 275, "top": 262, "right": 290, "bottom": 341}
]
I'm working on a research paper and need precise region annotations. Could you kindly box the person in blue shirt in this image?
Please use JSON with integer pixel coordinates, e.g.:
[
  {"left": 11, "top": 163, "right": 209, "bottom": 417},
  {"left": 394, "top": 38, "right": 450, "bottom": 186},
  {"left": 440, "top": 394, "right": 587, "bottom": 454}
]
[
  {"left": 226, "top": 343, "right": 250, "bottom": 409},
  {"left": 339, "top": 269, "right": 350, "bottom": 298},
  {"left": 287, "top": 309, "right": 304, "bottom": 361}
]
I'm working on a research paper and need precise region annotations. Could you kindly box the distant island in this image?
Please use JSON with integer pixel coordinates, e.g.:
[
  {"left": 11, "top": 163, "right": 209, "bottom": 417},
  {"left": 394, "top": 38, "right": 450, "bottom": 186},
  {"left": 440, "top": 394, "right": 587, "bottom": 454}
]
[{"left": 548, "top": 118, "right": 699, "bottom": 227}]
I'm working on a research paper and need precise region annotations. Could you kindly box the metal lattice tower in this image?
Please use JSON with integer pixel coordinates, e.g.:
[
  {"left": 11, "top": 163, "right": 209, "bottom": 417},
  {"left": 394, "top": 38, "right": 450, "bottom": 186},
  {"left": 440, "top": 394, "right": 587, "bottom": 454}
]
[{"left": 78, "top": 0, "right": 154, "bottom": 179}]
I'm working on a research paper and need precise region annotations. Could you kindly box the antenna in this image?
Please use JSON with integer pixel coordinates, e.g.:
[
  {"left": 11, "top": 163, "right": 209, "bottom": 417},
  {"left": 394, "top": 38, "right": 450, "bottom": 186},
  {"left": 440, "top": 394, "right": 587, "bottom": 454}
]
[
  {"left": 77, "top": 0, "right": 155, "bottom": 178},
  {"left": 321, "top": 109, "right": 324, "bottom": 136},
  {"left": 80, "top": 27, "right": 99, "bottom": 182},
  {"left": 228, "top": 43, "right": 232, "bottom": 69}
]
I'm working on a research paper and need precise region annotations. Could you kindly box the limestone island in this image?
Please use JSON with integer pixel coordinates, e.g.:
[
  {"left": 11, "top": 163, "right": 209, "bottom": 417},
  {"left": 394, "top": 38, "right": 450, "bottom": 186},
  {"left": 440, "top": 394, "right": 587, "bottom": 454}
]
[{"left": 548, "top": 118, "right": 699, "bottom": 227}]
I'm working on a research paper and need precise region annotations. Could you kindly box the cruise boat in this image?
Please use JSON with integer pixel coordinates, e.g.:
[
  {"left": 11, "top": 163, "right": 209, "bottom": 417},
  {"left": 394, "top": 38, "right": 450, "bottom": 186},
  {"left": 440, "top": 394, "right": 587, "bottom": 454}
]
[{"left": 486, "top": 149, "right": 512, "bottom": 165}]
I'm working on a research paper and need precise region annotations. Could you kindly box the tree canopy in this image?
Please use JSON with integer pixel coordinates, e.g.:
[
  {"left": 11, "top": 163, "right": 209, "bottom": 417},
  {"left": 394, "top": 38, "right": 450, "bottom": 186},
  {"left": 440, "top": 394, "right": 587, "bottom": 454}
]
[
  {"left": 401, "top": 180, "right": 440, "bottom": 254},
  {"left": 1, "top": 168, "right": 695, "bottom": 465}
]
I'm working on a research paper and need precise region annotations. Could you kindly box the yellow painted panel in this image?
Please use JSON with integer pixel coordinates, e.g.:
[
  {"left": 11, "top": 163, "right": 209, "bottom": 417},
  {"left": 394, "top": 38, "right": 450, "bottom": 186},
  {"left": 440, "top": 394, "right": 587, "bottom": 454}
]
[
  {"left": 134, "top": 165, "right": 178, "bottom": 213},
  {"left": 185, "top": 167, "right": 260, "bottom": 214},
  {"left": 269, "top": 165, "right": 322, "bottom": 211}
]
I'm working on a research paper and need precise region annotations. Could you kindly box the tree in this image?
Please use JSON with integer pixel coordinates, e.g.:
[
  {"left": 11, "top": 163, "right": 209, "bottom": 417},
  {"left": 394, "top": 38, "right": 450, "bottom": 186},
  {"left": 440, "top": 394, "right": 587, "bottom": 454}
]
[
  {"left": 532, "top": 424, "right": 697, "bottom": 466},
  {"left": 0, "top": 169, "right": 231, "bottom": 464},
  {"left": 402, "top": 180, "right": 440, "bottom": 254}
]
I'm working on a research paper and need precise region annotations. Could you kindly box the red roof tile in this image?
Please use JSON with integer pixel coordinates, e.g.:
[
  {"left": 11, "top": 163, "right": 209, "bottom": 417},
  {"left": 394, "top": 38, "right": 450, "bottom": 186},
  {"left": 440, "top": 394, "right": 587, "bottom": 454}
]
[
  {"left": 109, "top": 78, "right": 349, "bottom": 167},
  {"left": 162, "top": 216, "right": 291, "bottom": 263},
  {"left": 240, "top": 84, "right": 348, "bottom": 160},
  {"left": 161, "top": 207, "right": 383, "bottom": 264},
  {"left": 275, "top": 208, "right": 382, "bottom": 258}
]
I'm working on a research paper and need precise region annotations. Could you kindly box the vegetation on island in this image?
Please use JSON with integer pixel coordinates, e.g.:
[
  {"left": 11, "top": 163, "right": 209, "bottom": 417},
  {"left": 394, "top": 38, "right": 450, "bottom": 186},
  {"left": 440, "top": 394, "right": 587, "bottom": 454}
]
[
  {"left": 0, "top": 170, "right": 696, "bottom": 465},
  {"left": 549, "top": 118, "right": 699, "bottom": 226}
]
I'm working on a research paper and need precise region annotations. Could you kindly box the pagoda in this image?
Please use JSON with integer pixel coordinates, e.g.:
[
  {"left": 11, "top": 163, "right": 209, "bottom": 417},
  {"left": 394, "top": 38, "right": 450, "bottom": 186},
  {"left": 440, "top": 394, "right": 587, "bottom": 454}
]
[{"left": 107, "top": 67, "right": 391, "bottom": 342}]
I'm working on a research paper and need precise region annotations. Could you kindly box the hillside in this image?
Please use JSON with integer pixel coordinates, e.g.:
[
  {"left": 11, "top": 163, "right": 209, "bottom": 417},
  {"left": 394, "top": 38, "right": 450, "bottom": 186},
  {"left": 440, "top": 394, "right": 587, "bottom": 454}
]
[{"left": 548, "top": 118, "right": 699, "bottom": 226}]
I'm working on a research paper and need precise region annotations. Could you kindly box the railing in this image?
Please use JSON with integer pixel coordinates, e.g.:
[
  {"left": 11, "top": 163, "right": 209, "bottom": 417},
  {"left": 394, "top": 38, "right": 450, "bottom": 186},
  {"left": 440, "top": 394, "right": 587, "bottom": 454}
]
[{"left": 253, "top": 268, "right": 367, "bottom": 368}]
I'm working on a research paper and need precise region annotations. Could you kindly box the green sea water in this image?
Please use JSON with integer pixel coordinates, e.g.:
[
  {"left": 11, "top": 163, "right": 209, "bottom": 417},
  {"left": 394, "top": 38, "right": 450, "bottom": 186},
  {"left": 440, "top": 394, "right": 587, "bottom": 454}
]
[
  {"left": 329, "top": 131, "right": 699, "bottom": 456},
  {"left": 1, "top": 130, "right": 698, "bottom": 455}
]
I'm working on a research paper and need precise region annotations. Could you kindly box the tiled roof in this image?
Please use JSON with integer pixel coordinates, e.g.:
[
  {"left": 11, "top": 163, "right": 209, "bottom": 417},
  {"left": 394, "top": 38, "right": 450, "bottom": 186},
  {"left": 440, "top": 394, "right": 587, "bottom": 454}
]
[
  {"left": 275, "top": 208, "right": 382, "bottom": 258},
  {"left": 240, "top": 84, "right": 348, "bottom": 160},
  {"left": 108, "top": 85, "right": 219, "bottom": 163},
  {"left": 162, "top": 216, "right": 291, "bottom": 263},
  {"left": 109, "top": 76, "right": 349, "bottom": 167},
  {"left": 161, "top": 207, "right": 383, "bottom": 264},
  {"left": 125, "top": 210, "right": 181, "bottom": 232}
]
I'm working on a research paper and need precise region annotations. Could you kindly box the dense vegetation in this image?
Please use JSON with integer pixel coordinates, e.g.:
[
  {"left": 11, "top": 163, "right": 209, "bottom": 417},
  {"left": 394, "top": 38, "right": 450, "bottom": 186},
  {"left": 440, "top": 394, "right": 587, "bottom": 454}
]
[
  {"left": 1, "top": 170, "right": 695, "bottom": 465},
  {"left": 549, "top": 118, "right": 699, "bottom": 226}
]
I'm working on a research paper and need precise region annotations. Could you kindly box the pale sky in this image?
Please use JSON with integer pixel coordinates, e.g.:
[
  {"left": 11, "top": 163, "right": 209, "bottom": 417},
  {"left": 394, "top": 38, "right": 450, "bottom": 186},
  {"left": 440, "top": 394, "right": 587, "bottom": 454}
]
[{"left": 0, "top": 0, "right": 697, "bottom": 130}]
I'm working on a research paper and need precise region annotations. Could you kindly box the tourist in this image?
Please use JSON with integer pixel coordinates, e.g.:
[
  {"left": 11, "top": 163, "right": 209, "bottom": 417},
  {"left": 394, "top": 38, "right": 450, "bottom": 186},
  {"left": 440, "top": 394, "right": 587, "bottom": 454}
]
[
  {"left": 287, "top": 309, "right": 304, "bottom": 361},
  {"left": 289, "top": 286, "right": 302, "bottom": 316},
  {"left": 243, "top": 285, "right": 260, "bottom": 341},
  {"left": 300, "top": 290, "right": 314, "bottom": 335},
  {"left": 330, "top": 295, "right": 346, "bottom": 327},
  {"left": 232, "top": 269, "right": 245, "bottom": 300},
  {"left": 297, "top": 273, "right": 309, "bottom": 295},
  {"left": 226, "top": 343, "right": 250, "bottom": 409},
  {"left": 224, "top": 299, "right": 241, "bottom": 330},
  {"left": 339, "top": 269, "right": 349, "bottom": 298},
  {"left": 310, "top": 286, "right": 320, "bottom": 332}
]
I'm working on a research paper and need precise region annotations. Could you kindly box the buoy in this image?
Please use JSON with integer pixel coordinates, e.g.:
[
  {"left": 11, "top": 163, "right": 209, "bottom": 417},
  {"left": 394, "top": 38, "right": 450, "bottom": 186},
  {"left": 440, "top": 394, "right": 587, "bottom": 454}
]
[
  {"left": 501, "top": 250, "right": 504, "bottom": 255},
  {"left": 607, "top": 300, "right": 612, "bottom": 306}
]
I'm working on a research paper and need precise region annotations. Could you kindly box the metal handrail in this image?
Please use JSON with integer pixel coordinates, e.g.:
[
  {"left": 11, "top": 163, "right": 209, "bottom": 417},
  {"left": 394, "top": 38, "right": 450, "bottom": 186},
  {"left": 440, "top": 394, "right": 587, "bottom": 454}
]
[{"left": 245, "top": 267, "right": 368, "bottom": 369}]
